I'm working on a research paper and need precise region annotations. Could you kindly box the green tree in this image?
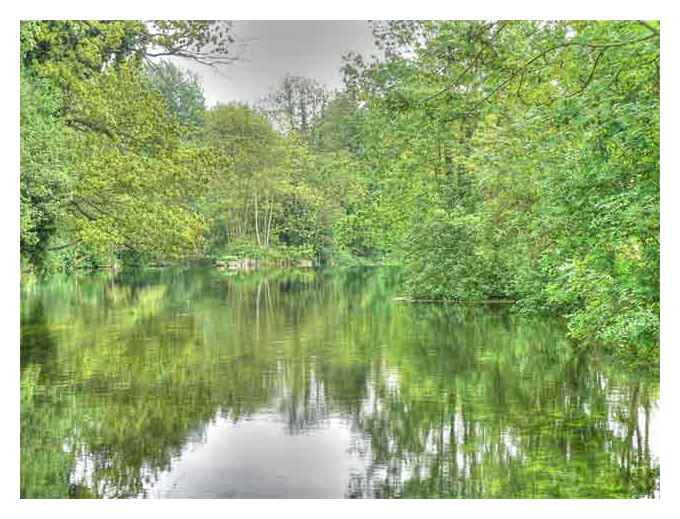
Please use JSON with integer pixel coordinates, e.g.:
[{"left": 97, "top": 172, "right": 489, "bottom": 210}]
[
  {"left": 147, "top": 60, "right": 207, "bottom": 130},
  {"left": 20, "top": 20, "right": 236, "bottom": 271},
  {"left": 261, "top": 75, "right": 330, "bottom": 137},
  {"left": 340, "top": 20, "right": 659, "bottom": 358}
]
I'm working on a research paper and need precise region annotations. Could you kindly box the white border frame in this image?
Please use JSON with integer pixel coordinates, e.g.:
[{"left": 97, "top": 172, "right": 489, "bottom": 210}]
[{"left": 2, "top": 2, "right": 677, "bottom": 517}]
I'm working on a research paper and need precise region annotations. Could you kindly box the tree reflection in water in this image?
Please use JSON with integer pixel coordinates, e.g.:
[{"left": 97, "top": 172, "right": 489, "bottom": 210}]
[{"left": 20, "top": 267, "right": 659, "bottom": 498}]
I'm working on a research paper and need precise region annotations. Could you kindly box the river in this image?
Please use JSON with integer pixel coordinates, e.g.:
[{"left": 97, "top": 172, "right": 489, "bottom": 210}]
[{"left": 20, "top": 267, "right": 659, "bottom": 498}]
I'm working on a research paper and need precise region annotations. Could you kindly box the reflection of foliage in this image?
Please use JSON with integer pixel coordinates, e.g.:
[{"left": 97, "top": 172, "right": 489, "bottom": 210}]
[
  {"left": 21, "top": 268, "right": 658, "bottom": 498},
  {"left": 348, "top": 313, "right": 659, "bottom": 497}
]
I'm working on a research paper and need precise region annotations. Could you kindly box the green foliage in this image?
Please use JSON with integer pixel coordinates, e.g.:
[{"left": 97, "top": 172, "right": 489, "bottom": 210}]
[
  {"left": 20, "top": 21, "right": 234, "bottom": 273},
  {"left": 21, "top": 20, "right": 235, "bottom": 82},
  {"left": 199, "top": 101, "right": 368, "bottom": 264},
  {"left": 403, "top": 209, "right": 510, "bottom": 301},
  {"left": 340, "top": 20, "right": 659, "bottom": 358},
  {"left": 64, "top": 63, "right": 212, "bottom": 261},
  {"left": 20, "top": 70, "right": 72, "bottom": 271},
  {"left": 310, "top": 93, "right": 364, "bottom": 154},
  {"left": 147, "top": 60, "right": 207, "bottom": 130},
  {"left": 19, "top": 19, "right": 660, "bottom": 359}
]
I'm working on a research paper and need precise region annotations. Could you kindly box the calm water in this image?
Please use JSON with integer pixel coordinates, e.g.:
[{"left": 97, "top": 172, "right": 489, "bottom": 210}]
[{"left": 20, "top": 267, "right": 659, "bottom": 498}]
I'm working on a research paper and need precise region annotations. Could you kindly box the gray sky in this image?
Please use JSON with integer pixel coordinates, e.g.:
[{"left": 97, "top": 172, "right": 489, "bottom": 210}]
[{"left": 171, "top": 21, "right": 379, "bottom": 107}]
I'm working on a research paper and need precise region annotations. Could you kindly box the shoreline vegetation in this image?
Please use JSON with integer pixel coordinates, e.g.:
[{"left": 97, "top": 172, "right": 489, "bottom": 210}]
[
  {"left": 20, "top": 21, "right": 659, "bottom": 362},
  {"left": 393, "top": 296, "right": 516, "bottom": 304}
]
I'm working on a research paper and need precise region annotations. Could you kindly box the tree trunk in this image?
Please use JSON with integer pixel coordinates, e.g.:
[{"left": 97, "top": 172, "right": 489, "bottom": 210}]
[
  {"left": 254, "top": 191, "right": 261, "bottom": 246},
  {"left": 265, "top": 199, "right": 274, "bottom": 247}
]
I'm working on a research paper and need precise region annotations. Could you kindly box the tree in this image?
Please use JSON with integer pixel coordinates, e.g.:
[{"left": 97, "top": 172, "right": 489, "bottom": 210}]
[
  {"left": 261, "top": 75, "right": 330, "bottom": 137},
  {"left": 20, "top": 20, "right": 235, "bottom": 75},
  {"left": 20, "top": 20, "right": 238, "bottom": 271},
  {"left": 339, "top": 20, "right": 660, "bottom": 356},
  {"left": 20, "top": 70, "right": 73, "bottom": 270},
  {"left": 147, "top": 60, "right": 207, "bottom": 130},
  {"left": 201, "top": 103, "right": 283, "bottom": 249},
  {"left": 310, "top": 93, "right": 364, "bottom": 154},
  {"left": 62, "top": 63, "right": 214, "bottom": 262}
]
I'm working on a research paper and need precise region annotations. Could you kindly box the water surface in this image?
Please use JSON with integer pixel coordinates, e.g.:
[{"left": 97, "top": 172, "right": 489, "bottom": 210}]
[{"left": 20, "top": 267, "right": 659, "bottom": 498}]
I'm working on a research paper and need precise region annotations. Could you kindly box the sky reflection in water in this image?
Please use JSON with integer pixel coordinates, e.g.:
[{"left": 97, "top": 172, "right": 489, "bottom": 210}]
[{"left": 20, "top": 267, "right": 659, "bottom": 498}]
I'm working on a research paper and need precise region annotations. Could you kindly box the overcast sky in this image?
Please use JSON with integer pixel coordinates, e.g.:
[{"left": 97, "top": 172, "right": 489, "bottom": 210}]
[{"left": 170, "top": 21, "right": 379, "bottom": 107}]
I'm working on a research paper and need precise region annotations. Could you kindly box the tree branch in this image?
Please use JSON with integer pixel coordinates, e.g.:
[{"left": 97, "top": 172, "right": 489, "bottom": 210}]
[
  {"left": 46, "top": 240, "right": 80, "bottom": 251},
  {"left": 425, "top": 29, "right": 659, "bottom": 115}
]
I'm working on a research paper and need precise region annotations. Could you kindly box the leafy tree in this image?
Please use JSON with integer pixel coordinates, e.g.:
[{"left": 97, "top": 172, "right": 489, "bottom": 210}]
[
  {"left": 261, "top": 75, "right": 330, "bottom": 137},
  {"left": 64, "top": 63, "right": 214, "bottom": 262},
  {"left": 20, "top": 20, "right": 235, "bottom": 76},
  {"left": 201, "top": 103, "right": 282, "bottom": 249},
  {"left": 20, "top": 70, "right": 73, "bottom": 270},
  {"left": 310, "top": 93, "right": 364, "bottom": 154},
  {"left": 339, "top": 20, "right": 659, "bottom": 357},
  {"left": 20, "top": 21, "right": 236, "bottom": 271},
  {"left": 147, "top": 60, "right": 207, "bottom": 130}
]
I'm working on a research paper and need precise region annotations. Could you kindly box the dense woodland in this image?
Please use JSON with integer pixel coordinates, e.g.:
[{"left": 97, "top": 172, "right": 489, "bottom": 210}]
[{"left": 20, "top": 20, "right": 659, "bottom": 359}]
